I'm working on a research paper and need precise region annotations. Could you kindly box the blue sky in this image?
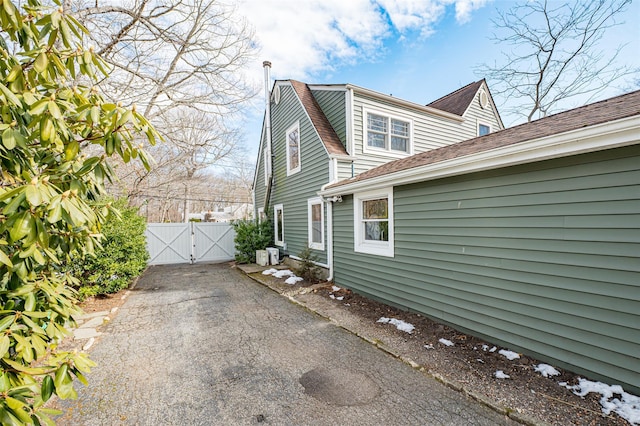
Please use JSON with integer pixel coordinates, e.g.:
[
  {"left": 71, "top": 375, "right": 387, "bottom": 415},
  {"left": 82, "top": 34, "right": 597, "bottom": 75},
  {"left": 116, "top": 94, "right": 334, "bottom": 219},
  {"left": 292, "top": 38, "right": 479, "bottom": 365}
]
[{"left": 232, "top": 0, "right": 640, "bottom": 166}]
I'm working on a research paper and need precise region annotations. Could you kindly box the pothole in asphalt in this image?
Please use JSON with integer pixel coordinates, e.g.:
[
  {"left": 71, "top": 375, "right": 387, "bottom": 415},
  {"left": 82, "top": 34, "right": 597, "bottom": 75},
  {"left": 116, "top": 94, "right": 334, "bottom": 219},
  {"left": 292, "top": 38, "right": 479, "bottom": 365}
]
[{"left": 299, "top": 367, "right": 379, "bottom": 406}]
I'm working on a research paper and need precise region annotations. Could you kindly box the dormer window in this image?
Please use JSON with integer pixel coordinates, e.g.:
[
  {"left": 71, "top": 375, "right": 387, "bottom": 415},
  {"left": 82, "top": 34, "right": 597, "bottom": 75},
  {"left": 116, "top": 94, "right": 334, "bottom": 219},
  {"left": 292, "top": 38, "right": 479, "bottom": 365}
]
[{"left": 364, "top": 109, "right": 412, "bottom": 155}]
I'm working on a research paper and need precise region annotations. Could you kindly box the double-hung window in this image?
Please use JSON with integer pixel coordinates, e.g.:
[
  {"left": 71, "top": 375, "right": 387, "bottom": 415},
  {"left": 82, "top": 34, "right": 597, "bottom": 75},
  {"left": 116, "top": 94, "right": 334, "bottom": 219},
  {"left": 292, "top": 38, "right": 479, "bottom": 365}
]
[
  {"left": 286, "top": 122, "right": 301, "bottom": 175},
  {"left": 365, "top": 109, "right": 412, "bottom": 155},
  {"left": 274, "top": 204, "right": 284, "bottom": 246},
  {"left": 307, "top": 198, "right": 324, "bottom": 250},
  {"left": 354, "top": 188, "right": 394, "bottom": 257}
]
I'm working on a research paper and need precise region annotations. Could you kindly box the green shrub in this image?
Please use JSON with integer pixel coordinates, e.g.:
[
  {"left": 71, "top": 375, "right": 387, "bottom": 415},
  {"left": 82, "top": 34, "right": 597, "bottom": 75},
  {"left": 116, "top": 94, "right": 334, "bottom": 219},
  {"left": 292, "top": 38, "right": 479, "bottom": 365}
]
[
  {"left": 68, "top": 198, "right": 149, "bottom": 299},
  {"left": 233, "top": 216, "right": 273, "bottom": 263},
  {"left": 295, "top": 246, "right": 321, "bottom": 283}
]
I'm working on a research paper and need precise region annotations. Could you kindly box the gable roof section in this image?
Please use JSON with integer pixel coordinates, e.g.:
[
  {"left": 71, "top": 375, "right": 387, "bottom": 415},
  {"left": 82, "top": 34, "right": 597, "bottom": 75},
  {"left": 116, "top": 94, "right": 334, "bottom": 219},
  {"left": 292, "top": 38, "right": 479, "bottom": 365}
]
[
  {"left": 289, "top": 80, "right": 348, "bottom": 156},
  {"left": 324, "top": 90, "right": 640, "bottom": 193},
  {"left": 427, "top": 80, "right": 484, "bottom": 116}
]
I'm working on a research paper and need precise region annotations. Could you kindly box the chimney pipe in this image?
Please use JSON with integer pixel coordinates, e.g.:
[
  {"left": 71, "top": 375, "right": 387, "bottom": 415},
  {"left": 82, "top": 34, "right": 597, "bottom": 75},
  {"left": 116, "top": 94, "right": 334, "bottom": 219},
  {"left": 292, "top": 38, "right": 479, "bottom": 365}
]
[{"left": 263, "top": 61, "right": 273, "bottom": 181}]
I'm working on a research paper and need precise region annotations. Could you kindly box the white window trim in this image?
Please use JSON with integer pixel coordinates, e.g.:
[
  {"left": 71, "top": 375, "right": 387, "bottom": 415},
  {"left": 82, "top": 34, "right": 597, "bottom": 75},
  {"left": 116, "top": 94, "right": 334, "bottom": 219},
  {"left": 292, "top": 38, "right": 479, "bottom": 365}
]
[
  {"left": 274, "top": 204, "right": 284, "bottom": 246},
  {"left": 362, "top": 107, "right": 413, "bottom": 158},
  {"left": 477, "top": 121, "right": 491, "bottom": 137},
  {"left": 307, "top": 197, "right": 324, "bottom": 251},
  {"left": 285, "top": 121, "right": 301, "bottom": 176},
  {"left": 354, "top": 187, "right": 394, "bottom": 257},
  {"left": 257, "top": 207, "right": 264, "bottom": 223}
]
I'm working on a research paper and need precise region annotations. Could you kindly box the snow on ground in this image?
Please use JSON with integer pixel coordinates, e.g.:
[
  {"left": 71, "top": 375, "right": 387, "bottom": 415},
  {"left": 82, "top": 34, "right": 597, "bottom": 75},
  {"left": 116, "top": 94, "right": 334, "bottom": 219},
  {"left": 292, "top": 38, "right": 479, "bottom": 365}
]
[
  {"left": 262, "top": 268, "right": 278, "bottom": 275},
  {"left": 438, "top": 338, "right": 454, "bottom": 347},
  {"left": 329, "top": 294, "right": 335, "bottom": 299},
  {"left": 332, "top": 286, "right": 341, "bottom": 292},
  {"left": 285, "top": 276, "right": 303, "bottom": 285},
  {"left": 335, "top": 296, "right": 343, "bottom": 301},
  {"left": 534, "top": 364, "right": 560, "bottom": 378},
  {"left": 377, "top": 317, "right": 415, "bottom": 334},
  {"left": 495, "top": 370, "right": 510, "bottom": 379},
  {"left": 424, "top": 344, "right": 434, "bottom": 350},
  {"left": 561, "top": 378, "right": 640, "bottom": 425},
  {"left": 273, "top": 269, "right": 294, "bottom": 278},
  {"left": 498, "top": 349, "right": 520, "bottom": 360}
]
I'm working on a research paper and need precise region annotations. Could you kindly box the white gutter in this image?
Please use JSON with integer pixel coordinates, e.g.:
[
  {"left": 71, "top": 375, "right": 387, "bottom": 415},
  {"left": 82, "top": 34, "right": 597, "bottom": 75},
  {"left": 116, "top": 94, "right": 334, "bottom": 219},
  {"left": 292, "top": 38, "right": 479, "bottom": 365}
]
[
  {"left": 321, "top": 115, "right": 640, "bottom": 197},
  {"left": 346, "top": 84, "right": 464, "bottom": 123}
]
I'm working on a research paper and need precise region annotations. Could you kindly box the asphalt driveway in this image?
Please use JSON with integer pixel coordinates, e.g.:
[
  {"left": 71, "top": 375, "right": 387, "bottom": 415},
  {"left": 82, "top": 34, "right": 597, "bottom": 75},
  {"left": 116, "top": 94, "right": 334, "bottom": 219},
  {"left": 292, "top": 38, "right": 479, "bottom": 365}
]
[{"left": 55, "top": 263, "right": 515, "bottom": 425}]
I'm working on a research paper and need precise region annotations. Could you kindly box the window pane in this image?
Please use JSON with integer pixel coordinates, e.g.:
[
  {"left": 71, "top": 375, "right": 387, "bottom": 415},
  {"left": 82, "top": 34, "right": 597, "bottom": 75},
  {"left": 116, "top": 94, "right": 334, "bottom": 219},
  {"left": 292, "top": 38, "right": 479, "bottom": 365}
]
[
  {"left": 390, "top": 136, "right": 407, "bottom": 152},
  {"left": 311, "top": 203, "right": 322, "bottom": 243},
  {"left": 276, "top": 208, "right": 283, "bottom": 242},
  {"left": 363, "top": 198, "right": 388, "bottom": 219},
  {"left": 288, "top": 129, "right": 299, "bottom": 169},
  {"left": 391, "top": 119, "right": 409, "bottom": 137},
  {"left": 479, "top": 124, "right": 490, "bottom": 136},
  {"left": 367, "top": 113, "right": 387, "bottom": 133},
  {"left": 364, "top": 221, "right": 388, "bottom": 241},
  {"left": 367, "top": 132, "right": 386, "bottom": 148}
]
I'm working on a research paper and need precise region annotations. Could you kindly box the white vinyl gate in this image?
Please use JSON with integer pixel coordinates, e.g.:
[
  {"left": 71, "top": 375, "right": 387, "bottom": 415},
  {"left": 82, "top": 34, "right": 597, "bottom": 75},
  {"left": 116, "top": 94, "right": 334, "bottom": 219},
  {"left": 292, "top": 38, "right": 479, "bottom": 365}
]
[{"left": 145, "top": 222, "right": 236, "bottom": 265}]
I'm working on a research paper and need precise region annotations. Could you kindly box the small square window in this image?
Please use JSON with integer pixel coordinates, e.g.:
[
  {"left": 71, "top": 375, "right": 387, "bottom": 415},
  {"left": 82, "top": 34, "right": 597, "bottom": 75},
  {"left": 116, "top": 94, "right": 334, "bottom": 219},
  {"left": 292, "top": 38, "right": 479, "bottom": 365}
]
[
  {"left": 479, "top": 123, "right": 491, "bottom": 136},
  {"left": 354, "top": 189, "right": 394, "bottom": 257}
]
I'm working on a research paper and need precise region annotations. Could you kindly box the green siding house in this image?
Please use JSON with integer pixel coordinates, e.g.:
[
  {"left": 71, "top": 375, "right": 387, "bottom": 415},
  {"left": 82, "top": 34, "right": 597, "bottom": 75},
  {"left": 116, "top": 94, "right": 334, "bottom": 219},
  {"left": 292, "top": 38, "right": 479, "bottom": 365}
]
[
  {"left": 253, "top": 65, "right": 502, "bottom": 268},
  {"left": 320, "top": 91, "right": 640, "bottom": 394}
]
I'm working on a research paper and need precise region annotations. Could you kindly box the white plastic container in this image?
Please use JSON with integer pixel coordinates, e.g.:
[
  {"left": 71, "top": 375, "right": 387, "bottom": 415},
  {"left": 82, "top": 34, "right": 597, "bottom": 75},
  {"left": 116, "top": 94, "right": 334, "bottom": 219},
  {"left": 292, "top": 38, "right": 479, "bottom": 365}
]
[{"left": 266, "top": 247, "right": 279, "bottom": 265}]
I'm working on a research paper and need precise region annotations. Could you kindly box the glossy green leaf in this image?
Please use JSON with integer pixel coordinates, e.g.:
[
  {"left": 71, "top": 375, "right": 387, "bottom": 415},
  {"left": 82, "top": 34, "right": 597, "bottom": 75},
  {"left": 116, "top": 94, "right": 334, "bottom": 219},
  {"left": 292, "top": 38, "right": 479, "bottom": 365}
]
[
  {"left": 41, "top": 375, "right": 54, "bottom": 402},
  {"left": 34, "top": 52, "right": 48, "bottom": 74}
]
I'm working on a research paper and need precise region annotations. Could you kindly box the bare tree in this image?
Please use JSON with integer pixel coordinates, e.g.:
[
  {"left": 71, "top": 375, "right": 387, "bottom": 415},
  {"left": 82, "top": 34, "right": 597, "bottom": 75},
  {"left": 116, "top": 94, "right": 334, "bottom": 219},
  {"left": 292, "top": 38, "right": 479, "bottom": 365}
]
[
  {"left": 478, "top": 0, "right": 632, "bottom": 122},
  {"left": 70, "top": 0, "right": 257, "bottom": 121}
]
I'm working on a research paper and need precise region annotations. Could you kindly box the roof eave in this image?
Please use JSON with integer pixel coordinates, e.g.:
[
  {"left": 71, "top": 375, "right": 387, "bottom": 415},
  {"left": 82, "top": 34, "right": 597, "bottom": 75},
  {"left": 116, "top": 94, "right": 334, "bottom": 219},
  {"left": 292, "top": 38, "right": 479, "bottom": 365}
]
[
  {"left": 346, "top": 84, "right": 464, "bottom": 123},
  {"left": 320, "top": 115, "right": 640, "bottom": 197}
]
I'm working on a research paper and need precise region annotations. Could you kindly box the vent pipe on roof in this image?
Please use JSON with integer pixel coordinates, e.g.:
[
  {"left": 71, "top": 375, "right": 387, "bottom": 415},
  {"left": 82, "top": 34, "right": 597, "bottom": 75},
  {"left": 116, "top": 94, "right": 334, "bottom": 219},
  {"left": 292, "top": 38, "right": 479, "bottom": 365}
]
[{"left": 262, "top": 61, "right": 273, "bottom": 211}]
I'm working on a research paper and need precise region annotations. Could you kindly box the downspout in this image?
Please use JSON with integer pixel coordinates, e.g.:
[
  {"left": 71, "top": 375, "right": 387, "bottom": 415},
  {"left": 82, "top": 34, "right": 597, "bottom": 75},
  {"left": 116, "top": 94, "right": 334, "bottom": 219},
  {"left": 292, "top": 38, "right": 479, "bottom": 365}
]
[
  {"left": 321, "top": 159, "right": 340, "bottom": 281},
  {"left": 263, "top": 61, "right": 273, "bottom": 211}
]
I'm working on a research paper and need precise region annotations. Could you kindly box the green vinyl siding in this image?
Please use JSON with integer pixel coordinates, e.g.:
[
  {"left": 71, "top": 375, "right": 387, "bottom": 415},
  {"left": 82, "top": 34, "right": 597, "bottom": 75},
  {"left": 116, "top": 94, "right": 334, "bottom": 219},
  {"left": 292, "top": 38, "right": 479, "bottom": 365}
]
[
  {"left": 269, "top": 84, "right": 330, "bottom": 264},
  {"left": 311, "top": 89, "right": 347, "bottom": 148},
  {"left": 333, "top": 145, "right": 640, "bottom": 394}
]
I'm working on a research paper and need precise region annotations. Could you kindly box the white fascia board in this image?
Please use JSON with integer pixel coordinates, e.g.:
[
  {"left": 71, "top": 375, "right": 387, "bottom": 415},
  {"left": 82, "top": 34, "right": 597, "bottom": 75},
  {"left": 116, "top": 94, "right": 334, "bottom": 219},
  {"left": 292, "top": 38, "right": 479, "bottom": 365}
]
[
  {"left": 346, "top": 84, "right": 464, "bottom": 123},
  {"left": 321, "top": 115, "right": 640, "bottom": 197},
  {"left": 307, "top": 84, "right": 347, "bottom": 91}
]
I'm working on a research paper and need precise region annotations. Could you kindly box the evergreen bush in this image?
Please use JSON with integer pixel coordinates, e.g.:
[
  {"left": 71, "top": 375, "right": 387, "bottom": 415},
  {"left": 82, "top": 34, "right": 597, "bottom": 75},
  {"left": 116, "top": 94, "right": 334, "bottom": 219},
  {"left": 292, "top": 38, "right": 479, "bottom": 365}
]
[
  {"left": 233, "top": 217, "right": 273, "bottom": 263},
  {"left": 294, "top": 246, "right": 321, "bottom": 283},
  {"left": 67, "top": 199, "right": 149, "bottom": 299}
]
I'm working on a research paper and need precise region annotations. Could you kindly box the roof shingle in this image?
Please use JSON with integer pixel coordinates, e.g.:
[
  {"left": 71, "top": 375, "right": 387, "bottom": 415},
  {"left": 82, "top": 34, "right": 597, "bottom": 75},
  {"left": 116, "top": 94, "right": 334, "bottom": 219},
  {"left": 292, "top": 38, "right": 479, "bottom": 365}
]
[
  {"left": 289, "top": 80, "right": 348, "bottom": 156},
  {"left": 328, "top": 89, "right": 640, "bottom": 189},
  {"left": 427, "top": 80, "right": 484, "bottom": 116}
]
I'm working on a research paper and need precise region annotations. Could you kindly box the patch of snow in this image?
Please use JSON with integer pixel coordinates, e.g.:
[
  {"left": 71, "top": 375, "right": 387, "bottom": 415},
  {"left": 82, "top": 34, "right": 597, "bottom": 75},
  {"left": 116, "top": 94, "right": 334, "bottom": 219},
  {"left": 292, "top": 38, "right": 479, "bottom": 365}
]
[
  {"left": 336, "top": 296, "right": 344, "bottom": 301},
  {"left": 273, "top": 269, "right": 294, "bottom": 278},
  {"left": 477, "top": 359, "right": 485, "bottom": 364},
  {"left": 495, "top": 370, "right": 510, "bottom": 379},
  {"left": 489, "top": 346, "right": 497, "bottom": 352},
  {"left": 534, "top": 363, "right": 560, "bottom": 378},
  {"left": 329, "top": 294, "right": 335, "bottom": 299},
  {"left": 332, "top": 286, "right": 341, "bottom": 292},
  {"left": 344, "top": 303, "right": 350, "bottom": 306},
  {"left": 499, "top": 349, "right": 520, "bottom": 361},
  {"left": 285, "top": 276, "right": 303, "bottom": 285},
  {"left": 424, "top": 344, "right": 434, "bottom": 350},
  {"left": 262, "top": 268, "right": 278, "bottom": 275},
  {"left": 564, "top": 378, "right": 640, "bottom": 425},
  {"left": 438, "top": 338, "right": 454, "bottom": 347},
  {"left": 377, "top": 317, "right": 415, "bottom": 334},
  {"left": 482, "top": 344, "right": 489, "bottom": 351}
]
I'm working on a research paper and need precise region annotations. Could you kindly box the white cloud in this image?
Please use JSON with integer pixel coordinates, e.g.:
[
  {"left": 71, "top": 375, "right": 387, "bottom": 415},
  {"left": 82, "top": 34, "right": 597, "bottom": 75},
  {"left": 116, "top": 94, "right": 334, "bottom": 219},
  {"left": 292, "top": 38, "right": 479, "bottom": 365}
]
[{"left": 236, "top": 0, "right": 490, "bottom": 83}]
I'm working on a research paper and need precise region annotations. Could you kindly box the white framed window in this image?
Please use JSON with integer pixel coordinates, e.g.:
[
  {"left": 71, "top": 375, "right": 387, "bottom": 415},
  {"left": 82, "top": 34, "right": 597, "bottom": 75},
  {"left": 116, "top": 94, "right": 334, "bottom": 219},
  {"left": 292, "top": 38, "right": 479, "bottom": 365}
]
[
  {"left": 257, "top": 207, "right": 265, "bottom": 223},
  {"left": 478, "top": 122, "right": 491, "bottom": 136},
  {"left": 354, "top": 188, "right": 394, "bottom": 257},
  {"left": 274, "top": 204, "right": 284, "bottom": 246},
  {"left": 307, "top": 197, "right": 324, "bottom": 250},
  {"left": 286, "top": 122, "right": 301, "bottom": 176},
  {"left": 363, "top": 108, "right": 412, "bottom": 156}
]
